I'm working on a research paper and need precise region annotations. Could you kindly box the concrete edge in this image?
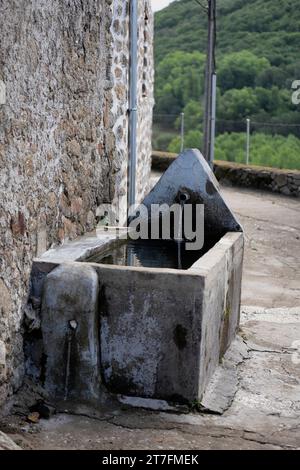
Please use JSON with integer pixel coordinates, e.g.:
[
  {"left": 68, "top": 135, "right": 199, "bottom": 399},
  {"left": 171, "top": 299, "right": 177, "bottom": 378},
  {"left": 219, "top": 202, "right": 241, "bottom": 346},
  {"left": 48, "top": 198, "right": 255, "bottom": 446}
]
[
  {"left": 32, "top": 232, "right": 242, "bottom": 281},
  {"left": 0, "top": 431, "right": 22, "bottom": 450},
  {"left": 190, "top": 232, "right": 243, "bottom": 275},
  {"left": 35, "top": 229, "right": 129, "bottom": 264},
  {"left": 199, "top": 336, "right": 249, "bottom": 414}
]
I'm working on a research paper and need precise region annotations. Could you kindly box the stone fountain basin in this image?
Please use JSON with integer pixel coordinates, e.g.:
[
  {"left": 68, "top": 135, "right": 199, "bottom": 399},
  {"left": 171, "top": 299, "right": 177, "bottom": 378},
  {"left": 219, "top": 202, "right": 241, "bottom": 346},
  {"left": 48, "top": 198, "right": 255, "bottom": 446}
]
[{"left": 31, "top": 228, "right": 243, "bottom": 405}]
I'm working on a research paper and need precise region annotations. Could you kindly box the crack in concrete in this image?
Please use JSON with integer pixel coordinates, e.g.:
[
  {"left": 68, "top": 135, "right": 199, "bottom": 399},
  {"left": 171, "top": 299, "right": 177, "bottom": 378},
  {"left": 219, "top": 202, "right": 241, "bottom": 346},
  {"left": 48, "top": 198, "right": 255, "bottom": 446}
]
[
  {"left": 241, "top": 432, "right": 293, "bottom": 449},
  {"left": 106, "top": 419, "right": 294, "bottom": 449},
  {"left": 244, "top": 341, "right": 293, "bottom": 355},
  {"left": 235, "top": 212, "right": 300, "bottom": 232},
  {"left": 58, "top": 410, "right": 293, "bottom": 450}
]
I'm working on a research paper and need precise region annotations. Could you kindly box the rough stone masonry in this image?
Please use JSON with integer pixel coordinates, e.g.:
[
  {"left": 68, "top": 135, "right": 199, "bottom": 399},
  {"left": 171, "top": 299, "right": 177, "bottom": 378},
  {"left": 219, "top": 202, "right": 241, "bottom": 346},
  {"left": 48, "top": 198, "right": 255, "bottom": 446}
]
[{"left": 0, "top": 0, "right": 154, "bottom": 407}]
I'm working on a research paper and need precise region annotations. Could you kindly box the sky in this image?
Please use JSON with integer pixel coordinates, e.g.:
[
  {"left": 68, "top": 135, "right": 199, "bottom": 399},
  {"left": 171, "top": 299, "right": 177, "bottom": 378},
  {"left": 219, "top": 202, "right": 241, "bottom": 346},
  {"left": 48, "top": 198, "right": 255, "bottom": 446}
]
[{"left": 151, "top": 0, "right": 174, "bottom": 13}]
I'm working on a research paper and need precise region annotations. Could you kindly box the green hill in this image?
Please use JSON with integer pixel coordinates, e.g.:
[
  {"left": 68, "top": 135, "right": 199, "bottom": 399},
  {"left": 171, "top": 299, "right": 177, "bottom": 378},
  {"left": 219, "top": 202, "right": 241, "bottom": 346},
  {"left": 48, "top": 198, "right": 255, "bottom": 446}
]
[
  {"left": 153, "top": 0, "right": 300, "bottom": 169},
  {"left": 155, "top": 0, "right": 300, "bottom": 68}
]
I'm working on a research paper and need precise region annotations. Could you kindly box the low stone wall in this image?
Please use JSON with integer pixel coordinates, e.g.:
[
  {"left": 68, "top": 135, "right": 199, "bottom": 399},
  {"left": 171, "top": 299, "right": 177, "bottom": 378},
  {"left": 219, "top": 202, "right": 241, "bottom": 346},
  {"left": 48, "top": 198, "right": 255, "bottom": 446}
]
[
  {"left": 213, "top": 160, "right": 300, "bottom": 197},
  {"left": 152, "top": 151, "right": 300, "bottom": 197},
  {"left": 152, "top": 151, "right": 177, "bottom": 171}
]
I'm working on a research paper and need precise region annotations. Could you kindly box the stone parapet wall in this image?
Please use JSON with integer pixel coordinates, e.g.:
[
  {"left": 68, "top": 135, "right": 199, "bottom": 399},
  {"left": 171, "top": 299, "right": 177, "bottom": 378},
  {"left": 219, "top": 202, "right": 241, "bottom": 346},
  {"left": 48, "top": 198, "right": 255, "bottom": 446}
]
[
  {"left": 213, "top": 160, "right": 300, "bottom": 198},
  {"left": 152, "top": 150, "right": 177, "bottom": 171},
  {"left": 152, "top": 151, "right": 300, "bottom": 198}
]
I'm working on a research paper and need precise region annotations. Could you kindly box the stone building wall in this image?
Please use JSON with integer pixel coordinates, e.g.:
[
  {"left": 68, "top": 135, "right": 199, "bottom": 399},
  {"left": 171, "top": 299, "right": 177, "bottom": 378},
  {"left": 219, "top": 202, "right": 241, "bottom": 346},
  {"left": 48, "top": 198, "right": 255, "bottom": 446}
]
[
  {"left": 136, "top": 1, "right": 154, "bottom": 200},
  {"left": 0, "top": 0, "right": 153, "bottom": 407},
  {"left": 109, "top": 0, "right": 154, "bottom": 221}
]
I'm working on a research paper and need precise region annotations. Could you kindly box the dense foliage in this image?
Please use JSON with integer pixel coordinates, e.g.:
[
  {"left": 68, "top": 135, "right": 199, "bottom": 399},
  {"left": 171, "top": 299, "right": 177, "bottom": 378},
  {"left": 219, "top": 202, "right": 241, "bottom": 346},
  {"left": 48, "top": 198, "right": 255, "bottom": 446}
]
[
  {"left": 168, "top": 131, "right": 300, "bottom": 170},
  {"left": 153, "top": 0, "right": 300, "bottom": 169}
]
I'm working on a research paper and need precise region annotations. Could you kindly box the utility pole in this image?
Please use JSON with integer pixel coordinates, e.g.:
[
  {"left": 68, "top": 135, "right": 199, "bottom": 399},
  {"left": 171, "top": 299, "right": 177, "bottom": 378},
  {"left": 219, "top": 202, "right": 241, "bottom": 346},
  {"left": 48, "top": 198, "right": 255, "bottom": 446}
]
[
  {"left": 203, "top": 0, "right": 216, "bottom": 167},
  {"left": 209, "top": 73, "right": 217, "bottom": 164},
  {"left": 180, "top": 112, "right": 185, "bottom": 152},
  {"left": 246, "top": 118, "right": 250, "bottom": 165}
]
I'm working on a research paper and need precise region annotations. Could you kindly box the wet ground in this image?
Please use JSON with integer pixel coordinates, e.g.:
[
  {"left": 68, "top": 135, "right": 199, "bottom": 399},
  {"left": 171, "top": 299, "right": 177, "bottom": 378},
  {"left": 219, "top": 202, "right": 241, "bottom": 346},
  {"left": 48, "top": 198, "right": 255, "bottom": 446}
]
[{"left": 1, "top": 183, "right": 300, "bottom": 450}]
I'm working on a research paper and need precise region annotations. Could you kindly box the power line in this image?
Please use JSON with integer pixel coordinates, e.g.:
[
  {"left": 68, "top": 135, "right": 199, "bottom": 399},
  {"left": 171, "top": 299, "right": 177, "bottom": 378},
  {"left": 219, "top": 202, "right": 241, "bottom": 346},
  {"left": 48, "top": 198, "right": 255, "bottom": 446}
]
[
  {"left": 216, "top": 119, "right": 300, "bottom": 127},
  {"left": 194, "top": 0, "right": 208, "bottom": 12},
  {"left": 153, "top": 113, "right": 181, "bottom": 117},
  {"left": 251, "top": 121, "right": 300, "bottom": 128},
  {"left": 153, "top": 114, "right": 300, "bottom": 128}
]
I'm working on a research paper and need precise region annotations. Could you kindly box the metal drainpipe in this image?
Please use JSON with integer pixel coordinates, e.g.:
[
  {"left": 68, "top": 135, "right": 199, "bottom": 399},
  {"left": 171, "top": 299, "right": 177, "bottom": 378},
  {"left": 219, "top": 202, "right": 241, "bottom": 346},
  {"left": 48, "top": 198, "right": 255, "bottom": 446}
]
[
  {"left": 209, "top": 73, "right": 217, "bottom": 167},
  {"left": 128, "top": 0, "right": 138, "bottom": 213}
]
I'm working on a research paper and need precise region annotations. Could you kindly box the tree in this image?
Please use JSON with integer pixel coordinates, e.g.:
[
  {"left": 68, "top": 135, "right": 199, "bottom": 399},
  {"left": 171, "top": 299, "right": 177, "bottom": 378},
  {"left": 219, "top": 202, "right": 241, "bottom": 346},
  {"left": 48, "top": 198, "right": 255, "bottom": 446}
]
[
  {"left": 214, "top": 132, "right": 300, "bottom": 170},
  {"left": 168, "top": 130, "right": 203, "bottom": 153},
  {"left": 218, "top": 51, "right": 270, "bottom": 92},
  {"left": 153, "top": 0, "right": 300, "bottom": 166},
  {"left": 155, "top": 51, "right": 206, "bottom": 122},
  {"left": 218, "top": 87, "right": 260, "bottom": 120},
  {"left": 175, "top": 100, "right": 204, "bottom": 133}
]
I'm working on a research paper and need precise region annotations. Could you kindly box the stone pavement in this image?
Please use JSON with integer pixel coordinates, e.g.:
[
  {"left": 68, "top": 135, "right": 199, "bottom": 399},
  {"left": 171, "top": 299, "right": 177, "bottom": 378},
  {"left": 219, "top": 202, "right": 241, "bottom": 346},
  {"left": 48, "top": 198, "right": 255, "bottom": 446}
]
[{"left": 221, "top": 185, "right": 300, "bottom": 308}]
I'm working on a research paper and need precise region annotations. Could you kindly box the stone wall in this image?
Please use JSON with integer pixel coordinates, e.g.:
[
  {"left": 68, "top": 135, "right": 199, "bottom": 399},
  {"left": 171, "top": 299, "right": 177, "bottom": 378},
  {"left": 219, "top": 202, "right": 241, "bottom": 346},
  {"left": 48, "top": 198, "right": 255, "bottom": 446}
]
[
  {"left": 213, "top": 160, "right": 300, "bottom": 198},
  {"left": 110, "top": 0, "right": 154, "bottom": 222},
  {"left": 136, "top": 1, "right": 154, "bottom": 200},
  {"left": 152, "top": 151, "right": 300, "bottom": 198},
  {"left": 0, "top": 0, "right": 153, "bottom": 407}
]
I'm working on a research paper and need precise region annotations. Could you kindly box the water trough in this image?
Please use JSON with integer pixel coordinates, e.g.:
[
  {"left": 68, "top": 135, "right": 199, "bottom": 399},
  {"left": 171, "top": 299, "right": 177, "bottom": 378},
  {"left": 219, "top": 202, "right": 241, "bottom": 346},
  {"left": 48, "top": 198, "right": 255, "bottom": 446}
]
[{"left": 27, "top": 149, "right": 243, "bottom": 407}]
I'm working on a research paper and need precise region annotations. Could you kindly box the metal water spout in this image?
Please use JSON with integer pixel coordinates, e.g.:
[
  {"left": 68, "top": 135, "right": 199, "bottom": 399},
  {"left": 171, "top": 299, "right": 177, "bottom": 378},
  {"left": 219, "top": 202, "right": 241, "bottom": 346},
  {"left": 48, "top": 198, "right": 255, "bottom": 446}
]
[{"left": 178, "top": 191, "right": 190, "bottom": 204}]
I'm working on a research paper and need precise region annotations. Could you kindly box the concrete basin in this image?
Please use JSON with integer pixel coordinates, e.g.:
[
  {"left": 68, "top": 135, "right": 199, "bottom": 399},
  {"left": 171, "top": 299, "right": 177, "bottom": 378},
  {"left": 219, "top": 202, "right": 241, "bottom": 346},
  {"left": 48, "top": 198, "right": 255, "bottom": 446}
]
[{"left": 27, "top": 150, "right": 244, "bottom": 406}]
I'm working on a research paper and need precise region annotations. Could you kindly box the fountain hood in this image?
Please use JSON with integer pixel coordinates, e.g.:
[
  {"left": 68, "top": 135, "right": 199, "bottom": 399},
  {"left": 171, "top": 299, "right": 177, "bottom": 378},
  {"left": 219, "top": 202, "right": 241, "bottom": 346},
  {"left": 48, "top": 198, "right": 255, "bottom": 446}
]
[{"left": 138, "top": 148, "right": 242, "bottom": 238}]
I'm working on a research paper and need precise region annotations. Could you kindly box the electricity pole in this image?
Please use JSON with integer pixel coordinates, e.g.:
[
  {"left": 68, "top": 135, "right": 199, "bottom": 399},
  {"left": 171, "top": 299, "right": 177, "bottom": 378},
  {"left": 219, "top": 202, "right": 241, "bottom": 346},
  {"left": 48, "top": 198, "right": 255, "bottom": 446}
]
[
  {"left": 203, "top": 0, "right": 216, "bottom": 167},
  {"left": 246, "top": 118, "right": 250, "bottom": 165}
]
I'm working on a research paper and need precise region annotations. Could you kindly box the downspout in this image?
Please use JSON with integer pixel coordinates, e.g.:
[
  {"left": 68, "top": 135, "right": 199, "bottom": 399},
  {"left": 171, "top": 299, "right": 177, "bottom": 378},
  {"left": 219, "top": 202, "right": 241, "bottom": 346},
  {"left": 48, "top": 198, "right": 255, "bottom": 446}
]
[
  {"left": 128, "top": 0, "right": 138, "bottom": 213},
  {"left": 209, "top": 73, "right": 217, "bottom": 166}
]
